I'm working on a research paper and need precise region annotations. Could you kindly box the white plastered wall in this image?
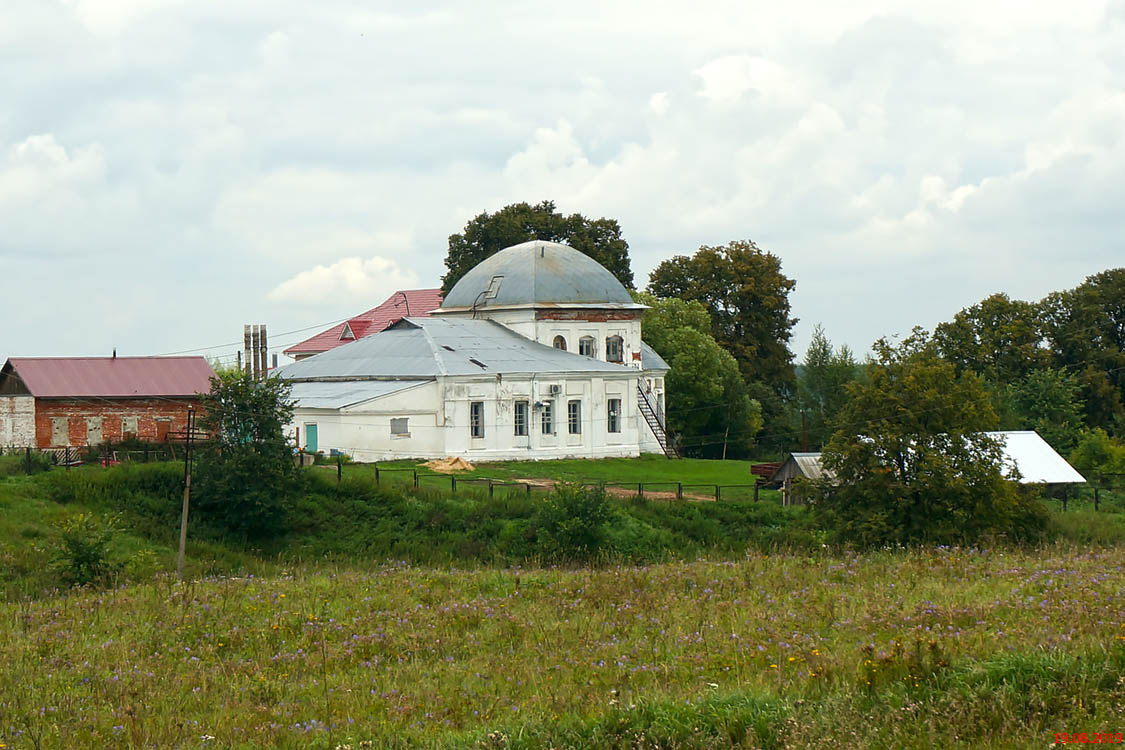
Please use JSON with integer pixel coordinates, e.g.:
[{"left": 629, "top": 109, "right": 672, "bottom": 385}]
[{"left": 0, "top": 396, "right": 35, "bottom": 447}]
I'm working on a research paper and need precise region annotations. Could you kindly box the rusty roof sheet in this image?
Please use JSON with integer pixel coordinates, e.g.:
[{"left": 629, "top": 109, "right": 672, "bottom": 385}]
[
  {"left": 2, "top": 356, "right": 215, "bottom": 398},
  {"left": 284, "top": 289, "right": 443, "bottom": 357}
]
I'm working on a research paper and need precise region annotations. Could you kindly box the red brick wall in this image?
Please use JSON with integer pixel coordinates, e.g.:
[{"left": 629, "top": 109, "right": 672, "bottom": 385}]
[
  {"left": 34, "top": 398, "right": 200, "bottom": 448},
  {"left": 535, "top": 310, "right": 640, "bottom": 322}
]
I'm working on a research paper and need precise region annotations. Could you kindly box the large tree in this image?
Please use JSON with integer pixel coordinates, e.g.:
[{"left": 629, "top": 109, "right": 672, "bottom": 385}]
[
  {"left": 796, "top": 325, "right": 862, "bottom": 450},
  {"left": 814, "top": 329, "right": 1047, "bottom": 547},
  {"left": 638, "top": 293, "right": 762, "bottom": 458},
  {"left": 442, "top": 200, "right": 633, "bottom": 293},
  {"left": 647, "top": 239, "right": 797, "bottom": 398},
  {"left": 933, "top": 292, "right": 1047, "bottom": 383},
  {"left": 1040, "top": 269, "right": 1125, "bottom": 432}
]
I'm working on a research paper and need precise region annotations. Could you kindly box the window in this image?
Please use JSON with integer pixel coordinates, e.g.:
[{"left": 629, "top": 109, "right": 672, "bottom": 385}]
[
  {"left": 607, "top": 398, "right": 621, "bottom": 433},
  {"left": 470, "top": 402, "right": 484, "bottom": 438},
  {"left": 578, "top": 336, "right": 596, "bottom": 357},
  {"left": 390, "top": 417, "right": 409, "bottom": 436},
  {"left": 541, "top": 400, "right": 554, "bottom": 434},
  {"left": 484, "top": 275, "right": 504, "bottom": 298},
  {"left": 552, "top": 335, "right": 567, "bottom": 351},
  {"left": 122, "top": 416, "right": 139, "bottom": 436},
  {"left": 606, "top": 335, "right": 624, "bottom": 363},
  {"left": 514, "top": 401, "right": 528, "bottom": 436},
  {"left": 568, "top": 399, "right": 582, "bottom": 434}
]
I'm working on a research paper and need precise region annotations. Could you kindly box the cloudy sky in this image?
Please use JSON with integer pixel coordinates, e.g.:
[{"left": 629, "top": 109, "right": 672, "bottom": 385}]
[{"left": 3, "top": 0, "right": 1123, "bottom": 366}]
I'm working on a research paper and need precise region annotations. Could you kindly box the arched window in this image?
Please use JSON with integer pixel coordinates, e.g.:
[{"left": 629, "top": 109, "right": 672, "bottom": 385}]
[
  {"left": 578, "top": 336, "right": 596, "bottom": 357},
  {"left": 606, "top": 335, "right": 624, "bottom": 363},
  {"left": 552, "top": 335, "right": 567, "bottom": 351}
]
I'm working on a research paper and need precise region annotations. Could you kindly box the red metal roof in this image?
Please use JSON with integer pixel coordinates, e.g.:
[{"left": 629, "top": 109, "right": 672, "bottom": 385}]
[
  {"left": 284, "top": 288, "right": 443, "bottom": 357},
  {"left": 2, "top": 356, "right": 215, "bottom": 398}
]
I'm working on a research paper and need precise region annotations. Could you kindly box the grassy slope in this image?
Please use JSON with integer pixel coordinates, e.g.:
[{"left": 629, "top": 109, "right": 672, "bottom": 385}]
[{"left": 3, "top": 548, "right": 1124, "bottom": 748}]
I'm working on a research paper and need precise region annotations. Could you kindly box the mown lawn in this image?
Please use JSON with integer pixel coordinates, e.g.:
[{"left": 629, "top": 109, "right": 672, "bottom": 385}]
[{"left": 2, "top": 547, "right": 1123, "bottom": 748}]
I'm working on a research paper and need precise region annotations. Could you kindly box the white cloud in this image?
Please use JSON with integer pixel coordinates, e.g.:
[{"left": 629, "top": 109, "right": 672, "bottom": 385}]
[
  {"left": 269, "top": 256, "right": 420, "bottom": 305},
  {"left": 648, "top": 92, "right": 670, "bottom": 116}
]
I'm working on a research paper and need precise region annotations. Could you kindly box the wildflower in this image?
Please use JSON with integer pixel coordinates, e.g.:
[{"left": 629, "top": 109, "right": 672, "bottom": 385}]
[{"left": 770, "top": 664, "right": 777, "bottom": 669}]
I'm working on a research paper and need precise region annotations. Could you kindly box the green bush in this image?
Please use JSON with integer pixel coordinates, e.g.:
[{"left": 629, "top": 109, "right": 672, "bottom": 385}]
[
  {"left": 0, "top": 450, "right": 53, "bottom": 477},
  {"left": 53, "top": 513, "right": 119, "bottom": 587},
  {"left": 533, "top": 483, "right": 613, "bottom": 561}
]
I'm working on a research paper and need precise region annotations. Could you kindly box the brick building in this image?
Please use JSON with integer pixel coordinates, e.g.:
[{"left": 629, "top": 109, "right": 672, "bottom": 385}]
[{"left": 0, "top": 356, "right": 214, "bottom": 449}]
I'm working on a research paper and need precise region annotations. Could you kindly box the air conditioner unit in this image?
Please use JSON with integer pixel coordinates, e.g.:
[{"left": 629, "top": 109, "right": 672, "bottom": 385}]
[{"left": 548, "top": 384, "right": 561, "bottom": 395}]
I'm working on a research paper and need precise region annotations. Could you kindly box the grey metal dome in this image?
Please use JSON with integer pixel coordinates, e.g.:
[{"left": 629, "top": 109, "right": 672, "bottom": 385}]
[{"left": 440, "top": 240, "right": 638, "bottom": 310}]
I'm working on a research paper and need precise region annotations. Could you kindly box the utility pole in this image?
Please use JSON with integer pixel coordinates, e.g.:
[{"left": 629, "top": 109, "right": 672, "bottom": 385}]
[
  {"left": 177, "top": 407, "right": 195, "bottom": 580},
  {"left": 800, "top": 408, "right": 808, "bottom": 452}
]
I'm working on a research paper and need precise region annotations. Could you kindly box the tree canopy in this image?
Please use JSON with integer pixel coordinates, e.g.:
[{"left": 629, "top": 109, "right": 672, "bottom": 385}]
[
  {"left": 638, "top": 293, "right": 762, "bottom": 458},
  {"left": 933, "top": 293, "right": 1046, "bottom": 382},
  {"left": 442, "top": 200, "right": 633, "bottom": 293},
  {"left": 194, "top": 370, "right": 300, "bottom": 538},
  {"left": 647, "top": 239, "right": 797, "bottom": 399},
  {"left": 797, "top": 325, "right": 862, "bottom": 450},
  {"left": 814, "top": 329, "right": 1047, "bottom": 547}
]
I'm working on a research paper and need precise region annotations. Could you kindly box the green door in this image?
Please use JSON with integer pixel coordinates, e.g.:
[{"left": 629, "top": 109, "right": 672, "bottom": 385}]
[{"left": 305, "top": 424, "right": 318, "bottom": 453}]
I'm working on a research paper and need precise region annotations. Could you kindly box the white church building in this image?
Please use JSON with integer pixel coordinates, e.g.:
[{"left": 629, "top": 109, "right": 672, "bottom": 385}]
[{"left": 277, "top": 241, "right": 672, "bottom": 461}]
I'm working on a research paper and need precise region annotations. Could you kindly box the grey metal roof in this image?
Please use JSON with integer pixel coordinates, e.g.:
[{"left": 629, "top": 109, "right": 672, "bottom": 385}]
[
  {"left": 640, "top": 342, "right": 670, "bottom": 372},
  {"left": 287, "top": 380, "right": 429, "bottom": 409},
  {"left": 275, "top": 317, "right": 636, "bottom": 380},
  {"left": 439, "top": 241, "right": 643, "bottom": 310},
  {"left": 768, "top": 431, "right": 1086, "bottom": 485},
  {"left": 770, "top": 453, "right": 832, "bottom": 482}
]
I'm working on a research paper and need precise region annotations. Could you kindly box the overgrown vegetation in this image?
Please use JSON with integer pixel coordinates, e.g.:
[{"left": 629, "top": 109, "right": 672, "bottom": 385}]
[
  {"left": 815, "top": 330, "right": 1050, "bottom": 547},
  {"left": 2, "top": 547, "right": 1122, "bottom": 748}
]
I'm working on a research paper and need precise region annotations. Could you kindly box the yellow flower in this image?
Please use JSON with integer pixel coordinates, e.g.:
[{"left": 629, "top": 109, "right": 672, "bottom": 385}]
[
  {"left": 770, "top": 664, "right": 778, "bottom": 669},
  {"left": 788, "top": 657, "right": 796, "bottom": 662}
]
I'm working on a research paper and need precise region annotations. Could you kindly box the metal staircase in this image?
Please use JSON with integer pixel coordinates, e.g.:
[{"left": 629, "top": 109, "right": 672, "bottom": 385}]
[{"left": 637, "top": 383, "right": 677, "bottom": 458}]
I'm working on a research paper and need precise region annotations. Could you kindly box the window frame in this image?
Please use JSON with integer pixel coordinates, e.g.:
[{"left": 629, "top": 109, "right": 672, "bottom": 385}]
[
  {"left": 541, "top": 400, "right": 555, "bottom": 434},
  {"left": 470, "top": 401, "right": 485, "bottom": 439},
  {"left": 567, "top": 399, "right": 582, "bottom": 435},
  {"left": 606, "top": 335, "right": 624, "bottom": 363},
  {"left": 578, "top": 336, "right": 596, "bottom": 357},
  {"left": 390, "top": 417, "right": 410, "bottom": 437},
  {"left": 514, "top": 400, "right": 528, "bottom": 436},
  {"left": 552, "top": 335, "right": 567, "bottom": 351},
  {"left": 607, "top": 398, "right": 621, "bottom": 433}
]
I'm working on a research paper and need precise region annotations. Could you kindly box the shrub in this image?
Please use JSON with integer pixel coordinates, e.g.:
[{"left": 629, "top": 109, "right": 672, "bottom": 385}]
[
  {"left": 53, "top": 513, "right": 119, "bottom": 587},
  {"left": 533, "top": 483, "right": 612, "bottom": 561}
]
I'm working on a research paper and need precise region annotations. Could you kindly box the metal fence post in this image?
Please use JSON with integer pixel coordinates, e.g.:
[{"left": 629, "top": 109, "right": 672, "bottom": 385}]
[
  {"left": 337, "top": 455, "right": 343, "bottom": 483},
  {"left": 25, "top": 446, "right": 31, "bottom": 475},
  {"left": 637, "top": 482, "right": 642, "bottom": 499},
  {"left": 715, "top": 485, "right": 721, "bottom": 501},
  {"left": 451, "top": 476, "right": 457, "bottom": 495},
  {"left": 488, "top": 479, "right": 494, "bottom": 498},
  {"left": 676, "top": 482, "right": 682, "bottom": 500},
  {"left": 413, "top": 470, "right": 419, "bottom": 488},
  {"left": 374, "top": 465, "right": 380, "bottom": 485}
]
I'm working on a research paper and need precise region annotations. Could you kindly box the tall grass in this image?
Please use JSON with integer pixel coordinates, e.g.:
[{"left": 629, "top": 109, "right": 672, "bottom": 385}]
[{"left": 1, "top": 547, "right": 1122, "bottom": 748}]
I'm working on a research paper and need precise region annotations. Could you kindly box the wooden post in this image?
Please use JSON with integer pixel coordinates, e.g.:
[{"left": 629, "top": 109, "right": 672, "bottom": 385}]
[
  {"left": 676, "top": 482, "right": 683, "bottom": 500},
  {"left": 259, "top": 324, "right": 269, "bottom": 376},
  {"left": 374, "top": 465, "right": 380, "bottom": 485},
  {"left": 336, "top": 455, "right": 342, "bottom": 483},
  {"left": 488, "top": 479, "right": 494, "bottom": 498},
  {"left": 177, "top": 408, "right": 195, "bottom": 580},
  {"left": 413, "top": 470, "right": 419, "bottom": 488},
  {"left": 251, "top": 325, "right": 261, "bottom": 380},
  {"left": 714, "top": 484, "right": 720, "bottom": 501},
  {"left": 637, "top": 482, "right": 642, "bottom": 500},
  {"left": 525, "top": 483, "right": 531, "bottom": 497},
  {"left": 451, "top": 476, "right": 457, "bottom": 495},
  {"left": 243, "top": 325, "right": 252, "bottom": 376},
  {"left": 1094, "top": 486, "right": 1099, "bottom": 512},
  {"left": 25, "top": 446, "right": 31, "bottom": 475}
]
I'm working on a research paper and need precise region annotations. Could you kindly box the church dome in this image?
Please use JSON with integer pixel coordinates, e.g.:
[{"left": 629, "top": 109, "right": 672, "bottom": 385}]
[{"left": 440, "top": 240, "right": 638, "bottom": 310}]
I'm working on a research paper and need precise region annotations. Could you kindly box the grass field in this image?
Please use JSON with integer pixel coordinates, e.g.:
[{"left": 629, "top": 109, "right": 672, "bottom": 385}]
[{"left": 2, "top": 546, "right": 1123, "bottom": 748}]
